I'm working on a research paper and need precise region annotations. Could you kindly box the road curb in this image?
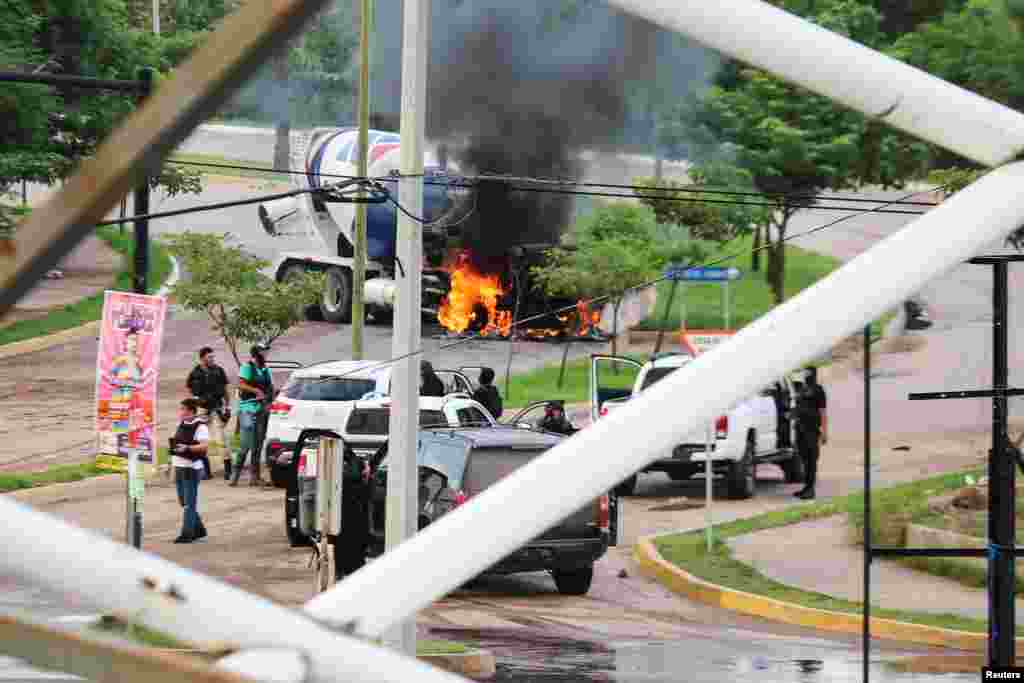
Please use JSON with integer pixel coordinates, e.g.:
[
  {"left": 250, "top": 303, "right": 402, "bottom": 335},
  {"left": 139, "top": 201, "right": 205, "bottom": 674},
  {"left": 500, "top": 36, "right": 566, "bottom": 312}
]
[
  {"left": 0, "top": 254, "right": 179, "bottom": 362},
  {"left": 633, "top": 534, "right": 1024, "bottom": 652}
]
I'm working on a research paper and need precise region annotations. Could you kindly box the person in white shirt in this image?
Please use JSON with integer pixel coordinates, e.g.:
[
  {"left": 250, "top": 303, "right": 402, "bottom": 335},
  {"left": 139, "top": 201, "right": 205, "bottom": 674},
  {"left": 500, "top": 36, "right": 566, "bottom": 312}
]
[{"left": 171, "top": 398, "right": 209, "bottom": 543}]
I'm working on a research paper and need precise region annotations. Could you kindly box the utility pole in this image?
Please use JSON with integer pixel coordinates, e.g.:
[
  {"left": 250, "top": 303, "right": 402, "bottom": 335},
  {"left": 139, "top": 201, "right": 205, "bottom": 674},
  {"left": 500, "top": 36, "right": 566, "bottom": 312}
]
[
  {"left": 152, "top": 0, "right": 160, "bottom": 35},
  {"left": 383, "top": 0, "right": 428, "bottom": 657},
  {"left": 127, "top": 66, "right": 154, "bottom": 550},
  {"left": 351, "top": 0, "right": 373, "bottom": 359}
]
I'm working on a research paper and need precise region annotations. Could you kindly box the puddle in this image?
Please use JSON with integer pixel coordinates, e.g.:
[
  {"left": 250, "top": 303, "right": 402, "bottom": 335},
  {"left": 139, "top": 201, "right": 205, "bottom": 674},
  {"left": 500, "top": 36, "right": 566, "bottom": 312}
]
[{"left": 438, "top": 630, "right": 977, "bottom": 683}]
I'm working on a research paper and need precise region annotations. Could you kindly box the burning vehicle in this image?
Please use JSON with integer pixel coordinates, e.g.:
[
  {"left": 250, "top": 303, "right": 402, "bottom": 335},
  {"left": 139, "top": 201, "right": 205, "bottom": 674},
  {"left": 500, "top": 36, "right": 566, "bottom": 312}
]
[{"left": 257, "top": 130, "right": 605, "bottom": 340}]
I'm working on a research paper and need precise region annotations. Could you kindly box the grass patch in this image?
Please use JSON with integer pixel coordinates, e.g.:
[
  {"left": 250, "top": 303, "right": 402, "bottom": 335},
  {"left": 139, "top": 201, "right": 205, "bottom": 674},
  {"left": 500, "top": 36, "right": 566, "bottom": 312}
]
[
  {"left": 167, "top": 153, "right": 289, "bottom": 182},
  {"left": 0, "top": 448, "right": 169, "bottom": 493},
  {"left": 635, "top": 234, "right": 842, "bottom": 331},
  {"left": 652, "top": 465, "right": 1022, "bottom": 636},
  {"left": 0, "top": 225, "right": 173, "bottom": 347},
  {"left": 94, "top": 617, "right": 188, "bottom": 649},
  {"left": 502, "top": 353, "right": 644, "bottom": 408},
  {"left": 848, "top": 469, "right": 1024, "bottom": 593},
  {"left": 635, "top": 233, "right": 896, "bottom": 335},
  {"left": 417, "top": 639, "right": 472, "bottom": 656}
]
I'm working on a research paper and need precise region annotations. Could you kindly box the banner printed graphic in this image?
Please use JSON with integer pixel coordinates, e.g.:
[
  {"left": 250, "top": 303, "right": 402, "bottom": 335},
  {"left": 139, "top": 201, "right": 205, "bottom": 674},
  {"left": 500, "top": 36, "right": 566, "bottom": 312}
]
[{"left": 95, "top": 291, "right": 167, "bottom": 465}]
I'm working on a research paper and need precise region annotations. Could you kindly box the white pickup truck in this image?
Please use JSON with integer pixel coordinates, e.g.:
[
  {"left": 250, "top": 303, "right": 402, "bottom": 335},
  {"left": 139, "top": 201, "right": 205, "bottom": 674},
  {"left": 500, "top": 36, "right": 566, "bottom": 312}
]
[{"left": 590, "top": 353, "right": 804, "bottom": 498}]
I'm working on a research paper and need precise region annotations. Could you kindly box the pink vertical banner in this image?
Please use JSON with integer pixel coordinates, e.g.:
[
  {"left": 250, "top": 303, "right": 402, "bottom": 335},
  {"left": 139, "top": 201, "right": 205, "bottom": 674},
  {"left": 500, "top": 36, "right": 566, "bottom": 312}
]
[{"left": 95, "top": 291, "right": 167, "bottom": 466}]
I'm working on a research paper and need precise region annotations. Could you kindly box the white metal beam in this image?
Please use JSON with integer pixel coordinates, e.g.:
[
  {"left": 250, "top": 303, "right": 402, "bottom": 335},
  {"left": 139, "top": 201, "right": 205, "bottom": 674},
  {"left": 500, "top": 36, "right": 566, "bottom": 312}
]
[
  {"left": 0, "top": 497, "right": 467, "bottom": 683},
  {"left": 384, "top": 0, "right": 430, "bottom": 657},
  {"left": 306, "top": 163, "right": 1024, "bottom": 637},
  {"left": 602, "top": 0, "right": 1024, "bottom": 168}
]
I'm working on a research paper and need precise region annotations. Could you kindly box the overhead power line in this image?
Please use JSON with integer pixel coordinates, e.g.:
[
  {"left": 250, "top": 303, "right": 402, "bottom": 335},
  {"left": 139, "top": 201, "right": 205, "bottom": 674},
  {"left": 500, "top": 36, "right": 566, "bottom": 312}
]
[{"left": 311, "top": 183, "right": 947, "bottom": 385}]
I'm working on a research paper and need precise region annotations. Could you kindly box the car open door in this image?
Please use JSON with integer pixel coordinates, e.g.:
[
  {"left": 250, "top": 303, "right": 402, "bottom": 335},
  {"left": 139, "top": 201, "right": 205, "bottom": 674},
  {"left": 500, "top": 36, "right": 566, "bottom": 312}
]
[
  {"left": 589, "top": 354, "right": 643, "bottom": 423},
  {"left": 435, "top": 369, "right": 474, "bottom": 396},
  {"left": 504, "top": 400, "right": 558, "bottom": 429}
]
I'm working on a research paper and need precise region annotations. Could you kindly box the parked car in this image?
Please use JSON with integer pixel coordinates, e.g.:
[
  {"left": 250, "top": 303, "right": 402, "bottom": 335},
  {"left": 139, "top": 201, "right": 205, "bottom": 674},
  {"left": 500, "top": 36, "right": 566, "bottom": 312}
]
[
  {"left": 264, "top": 360, "right": 478, "bottom": 487},
  {"left": 280, "top": 395, "right": 497, "bottom": 544},
  {"left": 285, "top": 426, "right": 616, "bottom": 595},
  {"left": 369, "top": 427, "right": 615, "bottom": 595},
  {"left": 591, "top": 352, "right": 803, "bottom": 498}
]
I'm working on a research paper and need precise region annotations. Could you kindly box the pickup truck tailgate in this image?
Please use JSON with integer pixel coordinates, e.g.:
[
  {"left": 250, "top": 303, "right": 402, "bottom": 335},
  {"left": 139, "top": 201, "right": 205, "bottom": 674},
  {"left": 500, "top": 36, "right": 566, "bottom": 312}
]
[{"left": 463, "top": 446, "right": 600, "bottom": 541}]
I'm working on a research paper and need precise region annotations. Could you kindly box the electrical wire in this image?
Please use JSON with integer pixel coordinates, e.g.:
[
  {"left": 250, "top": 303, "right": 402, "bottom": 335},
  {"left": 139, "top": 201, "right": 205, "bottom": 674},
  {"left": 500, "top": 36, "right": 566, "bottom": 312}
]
[
  {"left": 166, "top": 157, "right": 937, "bottom": 208},
  {"left": 310, "top": 183, "right": 947, "bottom": 384}
]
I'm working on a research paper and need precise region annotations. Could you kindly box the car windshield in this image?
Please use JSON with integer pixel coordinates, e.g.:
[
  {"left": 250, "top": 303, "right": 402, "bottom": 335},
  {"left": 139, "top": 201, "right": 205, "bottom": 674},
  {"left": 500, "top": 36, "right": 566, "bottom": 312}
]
[
  {"left": 640, "top": 366, "right": 679, "bottom": 391},
  {"left": 347, "top": 408, "right": 447, "bottom": 435},
  {"left": 283, "top": 377, "right": 377, "bottom": 402}
]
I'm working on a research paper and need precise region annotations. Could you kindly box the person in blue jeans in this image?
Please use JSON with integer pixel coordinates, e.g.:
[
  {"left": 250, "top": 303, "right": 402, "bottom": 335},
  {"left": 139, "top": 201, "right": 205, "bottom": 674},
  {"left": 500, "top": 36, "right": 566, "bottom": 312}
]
[
  {"left": 172, "top": 398, "right": 209, "bottom": 543},
  {"left": 230, "top": 343, "right": 274, "bottom": 487}
]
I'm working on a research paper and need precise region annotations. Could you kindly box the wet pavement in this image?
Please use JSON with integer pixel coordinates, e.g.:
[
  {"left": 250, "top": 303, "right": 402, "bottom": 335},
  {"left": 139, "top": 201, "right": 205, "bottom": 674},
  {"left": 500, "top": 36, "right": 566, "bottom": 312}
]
[{"left": 434, "top": 628, "right": 974, "bottom": 683}]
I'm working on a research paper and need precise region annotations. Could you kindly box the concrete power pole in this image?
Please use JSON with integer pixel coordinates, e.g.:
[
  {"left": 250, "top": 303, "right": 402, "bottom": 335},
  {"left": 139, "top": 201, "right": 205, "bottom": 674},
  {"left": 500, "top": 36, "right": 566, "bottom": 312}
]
[
  {"left": 152, "top": 0, "right": 160, "bottom": 34},
  {"left": 383, "top": 0, "right": 429, "bottom": 657},
  {"left": 351, "top": 0, "right": 372, "bottom": 359}
]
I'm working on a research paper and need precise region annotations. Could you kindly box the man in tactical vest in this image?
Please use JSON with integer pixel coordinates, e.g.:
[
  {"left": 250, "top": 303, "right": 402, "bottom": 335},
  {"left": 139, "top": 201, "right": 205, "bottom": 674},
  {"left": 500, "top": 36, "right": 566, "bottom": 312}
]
[
  {"left": 793, "top": 366, "right": 828, "bottom": 500},
  {"left": 171, "top": 398, "right": 209, "bottom": 543},
  {"left": 231, "top": 343, "right": 274, "bottom": 487}
]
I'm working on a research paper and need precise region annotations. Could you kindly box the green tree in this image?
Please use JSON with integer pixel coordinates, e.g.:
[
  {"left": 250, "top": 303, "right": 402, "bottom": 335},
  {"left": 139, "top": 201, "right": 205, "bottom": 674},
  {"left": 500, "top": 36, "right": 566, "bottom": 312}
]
[
  {"left": 534, "top": 203, "right": 705, "bottom": 357},
  {"left": 670, "top": 0, "right": 928, "bottom": 303},
  {"left": 634, "top": 162, "right": 771, "bottom": 270},
  {"left": 163, "top": 232, "right": 323, "bottom": 367}
]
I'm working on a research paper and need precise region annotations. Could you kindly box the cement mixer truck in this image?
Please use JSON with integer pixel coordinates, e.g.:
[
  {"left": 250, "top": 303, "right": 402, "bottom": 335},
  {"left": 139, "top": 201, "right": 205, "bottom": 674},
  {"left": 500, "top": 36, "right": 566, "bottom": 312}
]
[{"left": 257, "top": 128, "right": 461, "bottom": 324}]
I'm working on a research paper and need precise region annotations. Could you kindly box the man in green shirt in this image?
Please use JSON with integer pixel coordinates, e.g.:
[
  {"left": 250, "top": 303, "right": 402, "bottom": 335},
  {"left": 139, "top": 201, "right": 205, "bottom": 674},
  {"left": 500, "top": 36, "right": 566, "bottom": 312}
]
[{"left": 230, "top": 343, "right": 275, "bottom": 487}]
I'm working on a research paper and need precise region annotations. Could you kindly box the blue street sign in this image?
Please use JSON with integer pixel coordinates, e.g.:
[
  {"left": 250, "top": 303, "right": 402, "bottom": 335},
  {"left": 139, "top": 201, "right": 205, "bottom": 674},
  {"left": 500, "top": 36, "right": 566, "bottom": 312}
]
[{"left": 664, "top": 266, "right": 742, "bottom": 282}]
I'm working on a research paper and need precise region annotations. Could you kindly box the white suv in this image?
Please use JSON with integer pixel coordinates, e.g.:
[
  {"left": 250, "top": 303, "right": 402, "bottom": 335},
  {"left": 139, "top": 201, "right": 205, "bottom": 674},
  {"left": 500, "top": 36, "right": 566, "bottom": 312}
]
[{"left": 263, "top": 360, "right": 479, "bottom": 485}]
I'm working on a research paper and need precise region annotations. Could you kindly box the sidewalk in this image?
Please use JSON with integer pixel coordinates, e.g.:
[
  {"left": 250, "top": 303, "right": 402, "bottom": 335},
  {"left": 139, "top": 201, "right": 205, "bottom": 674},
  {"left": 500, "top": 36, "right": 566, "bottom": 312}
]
[
  {"left": 1, "top": 234, "right": 119, "bottom": 329},
  {"left": 726, "top": 514, "right": 1022, "bottom": 621}
]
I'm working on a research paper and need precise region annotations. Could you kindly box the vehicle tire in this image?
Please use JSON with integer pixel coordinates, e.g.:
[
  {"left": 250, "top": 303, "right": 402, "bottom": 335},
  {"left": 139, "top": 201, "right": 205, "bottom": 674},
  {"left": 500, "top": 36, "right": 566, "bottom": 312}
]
[
  {"left": 667, "top": 469, "right": 694, "bottom": 482},
  {"left": 370, "top": 308, "right": 394, "bottom": 325},
  {"left": 320, "top": 266, "right": 352, "bottom": 324},
  {"left": 727, "top": 437, "right": 757, "bottom": 500},
  {"left": 270, "top": 462, "right": 290, "bottom": 489},
  {"left": 552, "top": 566, "right": 594, "bottom": 596},
  {"left": 781, "top": 451, "right": 805, "bottom": 484},
  {"left": 614, "top": 474, "right": 638, "bottom": 497},
  {"left": 280, "top": 262, "right": 323, "bottom": 321}
]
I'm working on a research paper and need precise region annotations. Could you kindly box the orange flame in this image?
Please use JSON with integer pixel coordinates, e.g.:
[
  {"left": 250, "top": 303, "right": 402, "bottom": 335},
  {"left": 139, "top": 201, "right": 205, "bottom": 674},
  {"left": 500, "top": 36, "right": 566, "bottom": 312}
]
[
  {"left": 575, "top": 300, "right": 602, "bottom": 336},
  {"left": 438, "top": 252, "right": 511, "bottom": 336}
]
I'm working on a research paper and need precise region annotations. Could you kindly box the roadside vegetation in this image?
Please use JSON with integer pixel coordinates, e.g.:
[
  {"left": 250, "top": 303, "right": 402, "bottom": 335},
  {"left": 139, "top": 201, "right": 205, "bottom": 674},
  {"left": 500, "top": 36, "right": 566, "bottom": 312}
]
[
  {"left": 0, "top": 448, "right": 170, "bottom": 493},
  {"left": 0, "top": 225, "right": 174, "bottom": 347},
  {"left": 652, "top": 466, "right": 1023, "bottom": 635},
  {"left": 634, "top": 233, "right": 842, "bottom": 331}
]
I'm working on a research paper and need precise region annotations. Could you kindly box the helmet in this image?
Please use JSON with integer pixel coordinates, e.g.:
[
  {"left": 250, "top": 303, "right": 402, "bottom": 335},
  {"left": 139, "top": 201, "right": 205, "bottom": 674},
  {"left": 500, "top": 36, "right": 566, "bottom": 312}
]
[{"left": 251, "top": 342, "right": 270, "bottom": 357}]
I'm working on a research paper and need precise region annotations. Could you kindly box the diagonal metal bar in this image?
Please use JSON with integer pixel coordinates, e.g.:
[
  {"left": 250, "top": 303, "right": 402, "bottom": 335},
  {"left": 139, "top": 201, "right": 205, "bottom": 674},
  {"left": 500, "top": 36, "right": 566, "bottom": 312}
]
[
  {"left": 0, "top": 0, "right": 334, "bottom": 317},
  {"left": 0, "top": 497, "right": 468, "bottom": 683},
  {"left": 602, "top": 0, "right": 1024, "bottom": 168},
  {"left": 305, "top": 163, "right": 1024, "bottom": 638}
]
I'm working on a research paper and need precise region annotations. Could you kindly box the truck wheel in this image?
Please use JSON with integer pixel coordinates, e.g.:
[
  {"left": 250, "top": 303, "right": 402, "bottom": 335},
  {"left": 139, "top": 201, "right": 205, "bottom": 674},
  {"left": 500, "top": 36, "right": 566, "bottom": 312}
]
[
  {"left": 320, "top": 266, "right": 352, "bottom": 323},
  {"left": 781, "top": 451, "right": 805, "bottom": 484},
  {"left": 552, "top": 566, "right": 594, "bottom": 596},
  {"left": 280, "top": 262, "right": 323, "bottom": 321},
  {"left": 614, "top": 474, "right": 638, "bottom": 497},
  {"left": 727, "top": 438, "right": 757, "bottom": 500}
]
